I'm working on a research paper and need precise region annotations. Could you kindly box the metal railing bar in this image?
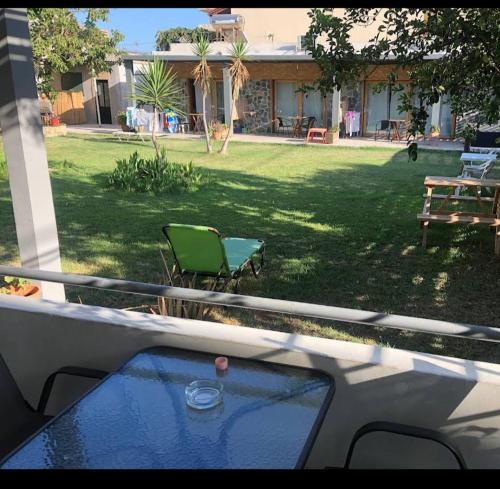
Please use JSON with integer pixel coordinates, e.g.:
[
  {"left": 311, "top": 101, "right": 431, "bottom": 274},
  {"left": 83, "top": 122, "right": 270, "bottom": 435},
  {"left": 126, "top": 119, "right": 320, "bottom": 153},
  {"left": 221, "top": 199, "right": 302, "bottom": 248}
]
[{"left": 1, "top": 265, "right": 500, "bottom": 343}]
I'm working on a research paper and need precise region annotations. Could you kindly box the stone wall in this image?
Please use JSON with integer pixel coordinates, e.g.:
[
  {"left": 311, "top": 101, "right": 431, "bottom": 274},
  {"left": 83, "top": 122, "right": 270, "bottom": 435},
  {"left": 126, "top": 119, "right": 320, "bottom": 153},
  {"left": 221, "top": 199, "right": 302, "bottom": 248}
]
[{"left": 239, "top": 80, "right": 272, "bottom": 133}]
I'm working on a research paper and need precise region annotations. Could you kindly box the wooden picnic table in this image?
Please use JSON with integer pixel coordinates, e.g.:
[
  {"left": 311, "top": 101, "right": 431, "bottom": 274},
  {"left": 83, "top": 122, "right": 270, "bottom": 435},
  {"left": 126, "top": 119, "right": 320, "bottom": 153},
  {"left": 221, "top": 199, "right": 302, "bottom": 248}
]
[{"left": 417, "top": 176, "right": 500, "bottom": 255}]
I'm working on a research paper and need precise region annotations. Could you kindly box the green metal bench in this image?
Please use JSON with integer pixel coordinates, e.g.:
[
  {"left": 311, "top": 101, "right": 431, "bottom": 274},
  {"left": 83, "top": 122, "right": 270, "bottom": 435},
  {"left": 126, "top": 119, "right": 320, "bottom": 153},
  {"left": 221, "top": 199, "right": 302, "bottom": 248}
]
[{"left": 161, "top": 223, "right": 265, "bottom": 293}]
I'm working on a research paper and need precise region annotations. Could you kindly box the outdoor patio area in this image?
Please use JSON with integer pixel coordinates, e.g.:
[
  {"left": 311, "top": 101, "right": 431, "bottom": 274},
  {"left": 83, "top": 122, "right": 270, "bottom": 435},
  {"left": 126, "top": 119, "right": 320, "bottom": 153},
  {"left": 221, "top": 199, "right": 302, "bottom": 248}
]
[
  {"left": 65, "top": 124, "right": 465, "bottom": 151},
  {"left": 1, "top": 133, "right": 498, "bottom": 363}
]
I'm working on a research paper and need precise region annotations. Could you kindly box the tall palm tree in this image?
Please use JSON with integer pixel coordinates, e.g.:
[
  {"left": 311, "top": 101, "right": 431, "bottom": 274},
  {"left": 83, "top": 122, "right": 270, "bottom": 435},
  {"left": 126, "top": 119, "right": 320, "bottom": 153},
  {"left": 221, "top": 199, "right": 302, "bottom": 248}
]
[
  {"left": 192, "top": 35, "right": 212, "bottom": 153},
  {"left": 131, "top": 57, "right": 184, "bottom": 158},
  {"left": 219, "top": 40, "right": 249, "bottom": 155}
]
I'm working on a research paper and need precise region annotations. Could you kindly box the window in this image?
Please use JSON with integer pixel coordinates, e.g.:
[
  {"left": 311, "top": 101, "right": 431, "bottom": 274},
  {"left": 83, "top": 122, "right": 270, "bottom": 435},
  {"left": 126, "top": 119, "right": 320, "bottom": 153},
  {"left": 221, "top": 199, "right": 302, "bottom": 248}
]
[{"left": 61, "top": 72, "right": 83, "bottom": 92}]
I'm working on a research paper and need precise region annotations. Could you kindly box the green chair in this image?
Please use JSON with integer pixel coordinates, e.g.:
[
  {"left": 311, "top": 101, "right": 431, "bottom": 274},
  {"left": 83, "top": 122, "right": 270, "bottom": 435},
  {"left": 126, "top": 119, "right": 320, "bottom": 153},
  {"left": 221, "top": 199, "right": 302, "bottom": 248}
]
[{"left": 162, "top": 224, "right": 265, "bottom": 289}]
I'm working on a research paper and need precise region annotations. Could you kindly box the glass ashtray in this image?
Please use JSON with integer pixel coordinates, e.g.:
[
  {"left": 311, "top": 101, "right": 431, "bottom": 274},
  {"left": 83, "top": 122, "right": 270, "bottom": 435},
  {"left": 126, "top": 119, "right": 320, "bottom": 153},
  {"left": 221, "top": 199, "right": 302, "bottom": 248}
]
[{"left": 185, "top": 379, "right": 223, "bottom": 410}]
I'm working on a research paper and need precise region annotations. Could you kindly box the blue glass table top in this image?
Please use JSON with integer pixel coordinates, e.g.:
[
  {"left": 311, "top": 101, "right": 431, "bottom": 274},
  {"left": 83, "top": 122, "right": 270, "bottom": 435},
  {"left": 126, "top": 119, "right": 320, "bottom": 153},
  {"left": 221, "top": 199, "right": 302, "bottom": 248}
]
[{"left": 1, "top": 346, "right": 334, "bottom": 469}]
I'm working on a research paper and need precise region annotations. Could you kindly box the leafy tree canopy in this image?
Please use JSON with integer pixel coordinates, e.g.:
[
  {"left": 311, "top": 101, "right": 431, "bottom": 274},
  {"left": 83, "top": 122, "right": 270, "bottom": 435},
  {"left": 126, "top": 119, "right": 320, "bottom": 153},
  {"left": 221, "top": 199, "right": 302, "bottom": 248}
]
[
  {"left": 304, "top": 8, "right": 500, "bottom": 151},
  {"left": 155, "top": 27, "right": 215, "bottom": 51},
  {"left": 27, "top": 8, "right": 124, "bottom": 94}
]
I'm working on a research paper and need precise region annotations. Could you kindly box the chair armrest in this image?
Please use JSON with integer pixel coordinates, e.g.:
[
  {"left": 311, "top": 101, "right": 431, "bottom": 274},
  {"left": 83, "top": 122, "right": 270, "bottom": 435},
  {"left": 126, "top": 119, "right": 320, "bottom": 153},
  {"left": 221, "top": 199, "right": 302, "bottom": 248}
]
[
  {"left": 344, "top": 421, "right": 466, "bottom": 469},
  {"left": 37, "top": 366, "right": 108, "bottom": 414}
]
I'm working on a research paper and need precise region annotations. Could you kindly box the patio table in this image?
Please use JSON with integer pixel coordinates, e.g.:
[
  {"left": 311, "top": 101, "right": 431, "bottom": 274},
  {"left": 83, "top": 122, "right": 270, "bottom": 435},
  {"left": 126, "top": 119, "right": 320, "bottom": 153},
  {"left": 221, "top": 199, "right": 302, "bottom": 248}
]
[
  {"left": 189, "top": 113, "right": 204, "bottom": 133},
  {"left": 286, "top": 116, "right": 307, "bottom": 138},
  {"left": 388, "top": 119, "right": 406, "bottom": 141},
  {"left": 0, "top": 346, "right": 334, "bottom": 469}
]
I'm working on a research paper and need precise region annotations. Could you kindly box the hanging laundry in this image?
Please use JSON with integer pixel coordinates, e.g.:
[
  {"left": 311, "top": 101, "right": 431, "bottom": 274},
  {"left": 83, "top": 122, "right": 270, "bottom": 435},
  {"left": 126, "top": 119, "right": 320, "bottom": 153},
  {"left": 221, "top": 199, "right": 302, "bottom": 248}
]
[
  {"left": 345, "top": 111, "right": 361, "bottom": 137},
  {"left": 165, "top": 108, "right": 177, "bottom": 133},
  {"left": 126, "top": 107, "right": 135, "bottom": 129},
  {"left": 135, "top": 108, "right": 149, "bottom": 131}
]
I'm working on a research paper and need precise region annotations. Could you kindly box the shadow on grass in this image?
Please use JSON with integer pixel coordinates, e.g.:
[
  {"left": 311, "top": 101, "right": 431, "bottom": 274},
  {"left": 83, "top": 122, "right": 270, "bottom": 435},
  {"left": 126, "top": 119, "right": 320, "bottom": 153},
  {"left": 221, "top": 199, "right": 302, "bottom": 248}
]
[{"left": 1, "top": 144, "right": 499, "bottom": 362}]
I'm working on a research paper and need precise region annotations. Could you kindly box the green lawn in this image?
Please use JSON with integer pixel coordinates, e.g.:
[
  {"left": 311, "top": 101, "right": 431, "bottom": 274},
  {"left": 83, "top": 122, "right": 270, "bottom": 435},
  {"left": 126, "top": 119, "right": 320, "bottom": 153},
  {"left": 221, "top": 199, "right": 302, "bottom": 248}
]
[{"left": 1, "top": 134, "right": 500, "bottom": 362}]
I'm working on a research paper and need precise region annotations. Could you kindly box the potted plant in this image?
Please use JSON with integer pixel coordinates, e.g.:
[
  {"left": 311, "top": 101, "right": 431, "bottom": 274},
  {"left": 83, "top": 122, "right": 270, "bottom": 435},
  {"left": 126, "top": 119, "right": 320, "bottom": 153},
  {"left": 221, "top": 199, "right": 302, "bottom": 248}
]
[
  {"left": 117, "top": 111, "right": 129, "bottom": 132},
  {"left": 459, "top": 124, "right": 477, "bottom": 152},
  {"left": 209, "top": 121, "right": 229, "bottom": 140},
  {"left": 430, "top": 125, "right": 440, "bottom": 138},
  {"left": 50, "top": 115, "right": 60, "bottom": 126},
  {"left": 326, "top": 126, "right": 340, "bottom": 144},
  {"left": 0, "top": 276, "right": 41, "bottom": 299}
]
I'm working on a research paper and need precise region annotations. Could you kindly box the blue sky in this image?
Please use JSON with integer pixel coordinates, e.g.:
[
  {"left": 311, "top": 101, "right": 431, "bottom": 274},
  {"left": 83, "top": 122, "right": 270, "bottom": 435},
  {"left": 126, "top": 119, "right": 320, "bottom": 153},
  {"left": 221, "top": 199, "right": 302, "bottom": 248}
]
[{"left": 77, "top": 8, "right": 207, "bottom": 52}]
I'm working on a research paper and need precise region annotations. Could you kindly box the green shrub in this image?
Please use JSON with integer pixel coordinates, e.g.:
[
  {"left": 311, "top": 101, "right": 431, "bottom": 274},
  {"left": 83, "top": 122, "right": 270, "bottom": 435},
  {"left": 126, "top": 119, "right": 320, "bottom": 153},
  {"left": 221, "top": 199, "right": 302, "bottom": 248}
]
[
  {"left": 108, "top": 148, "right": 207, "bottom": 194},
  {"left": 0, "top": 159, "right": 7, "bottom": 179}
]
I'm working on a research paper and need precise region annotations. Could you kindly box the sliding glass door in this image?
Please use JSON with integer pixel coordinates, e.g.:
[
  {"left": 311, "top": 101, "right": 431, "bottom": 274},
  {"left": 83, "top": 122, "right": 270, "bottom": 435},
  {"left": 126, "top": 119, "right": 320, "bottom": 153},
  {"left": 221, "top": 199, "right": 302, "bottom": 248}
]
[
  {"left": 366, "top": 84, "right": 389, "bottom": 133},
  {"left": 302, "top": 90, "right": 324, "bottom": 126},
  {"left": 276, "top": 82, "right": 298, "bottom": 118},
  {"left": 216, "top": 81, "right": 225, "bottom": 123},
  {"left": 365, "top": 83, "right": 408, "bottom": 133}
]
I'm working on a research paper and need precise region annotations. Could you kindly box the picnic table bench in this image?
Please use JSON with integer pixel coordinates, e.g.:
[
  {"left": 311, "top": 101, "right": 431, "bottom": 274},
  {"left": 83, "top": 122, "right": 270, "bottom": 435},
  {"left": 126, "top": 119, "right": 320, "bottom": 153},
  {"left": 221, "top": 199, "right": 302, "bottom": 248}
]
[
  {"left": 417, "top": 176, "right": 500, "bottom": 255},
  {"left": 307, "top": 128, "right": 327, "bottom": 144}
]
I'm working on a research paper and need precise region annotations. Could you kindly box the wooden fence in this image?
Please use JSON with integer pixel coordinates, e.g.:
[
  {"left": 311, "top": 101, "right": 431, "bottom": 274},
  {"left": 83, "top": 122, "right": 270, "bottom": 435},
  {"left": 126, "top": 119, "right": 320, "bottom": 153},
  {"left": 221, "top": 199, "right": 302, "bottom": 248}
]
[{"left": 53, "top": 91, "right": 86, "bottom": 125}]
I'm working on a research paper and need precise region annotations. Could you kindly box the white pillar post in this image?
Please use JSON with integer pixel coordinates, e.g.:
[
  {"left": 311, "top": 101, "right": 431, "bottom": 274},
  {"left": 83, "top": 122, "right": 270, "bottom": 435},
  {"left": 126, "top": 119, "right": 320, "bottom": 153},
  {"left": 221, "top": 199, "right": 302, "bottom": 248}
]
[
  {"left": 223, "top": 65, "right": 233, "bottom": 133},
  {"left": 92, "top": 71, "right": 102, "bottom": 127},
  {"left": 0, "top": 8, "right": 65, "bottom": 301},
  {"left": 331, "top": 87, "right": 341, "bottom": 129},
  {"left": 431, "top": 96, "right": 441, "bottom": 130}
]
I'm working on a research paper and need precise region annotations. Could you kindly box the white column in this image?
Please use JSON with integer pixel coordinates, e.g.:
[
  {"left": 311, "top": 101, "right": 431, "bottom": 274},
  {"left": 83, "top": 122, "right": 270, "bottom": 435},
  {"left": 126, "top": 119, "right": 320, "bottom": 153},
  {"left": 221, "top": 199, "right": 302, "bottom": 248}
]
[
  {"left": 431, "top": 97, "right": 441, "bottom": 129},
  {"left": 223, "top": 66, "right": 233, "bottom": 132},
  {"left": 331, "top": 87, "right": 341, "bottom": 129},
  {"left": 124, "top": 60, "right": 135, "bottom": 107},
  {"left": 92, "top": 73, "right": 102, "bottom": 127},
  {"left": 0, "top": 8, "right": 65, "bottom": 301}
]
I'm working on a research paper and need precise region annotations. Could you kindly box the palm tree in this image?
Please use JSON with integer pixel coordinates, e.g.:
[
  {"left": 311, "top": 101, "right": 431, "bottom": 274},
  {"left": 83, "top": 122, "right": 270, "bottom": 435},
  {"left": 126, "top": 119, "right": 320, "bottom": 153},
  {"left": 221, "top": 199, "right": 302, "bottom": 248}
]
[
  {"left": 192, "top": 35, "right": 212, "bottom": 153},
  {"left": 131, "top": 57, "right": 184, "bottom": 158},
  {"left": 219, "top": 40, "right": 249, "bottom": 155}
]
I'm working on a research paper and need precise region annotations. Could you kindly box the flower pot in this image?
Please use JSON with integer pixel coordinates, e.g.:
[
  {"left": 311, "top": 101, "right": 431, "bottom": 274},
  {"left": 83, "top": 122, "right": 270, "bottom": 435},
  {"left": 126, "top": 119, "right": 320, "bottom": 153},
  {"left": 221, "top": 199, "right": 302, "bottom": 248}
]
[
  {"left": 120, "top": 123, "right": 130, "bottom": 132},
  {"left": 50, "top": 117, "right": 60, "bottom": 127},
  {"left": 2, "top": 284, "right": 41, "bottom": 299},
  {"left": 326, "top": 131, "right": 339, "bottom": 144},
  {"left": 211, "top": 129, "right": 229, "bottom": 140}
]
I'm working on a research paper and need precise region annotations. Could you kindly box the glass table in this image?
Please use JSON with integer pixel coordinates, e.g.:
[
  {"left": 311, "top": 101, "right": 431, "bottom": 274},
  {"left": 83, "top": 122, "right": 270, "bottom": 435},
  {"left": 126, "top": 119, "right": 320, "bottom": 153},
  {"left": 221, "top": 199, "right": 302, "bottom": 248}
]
[{"left": 0, "top": 346, "right": 334, "bottom": 469}]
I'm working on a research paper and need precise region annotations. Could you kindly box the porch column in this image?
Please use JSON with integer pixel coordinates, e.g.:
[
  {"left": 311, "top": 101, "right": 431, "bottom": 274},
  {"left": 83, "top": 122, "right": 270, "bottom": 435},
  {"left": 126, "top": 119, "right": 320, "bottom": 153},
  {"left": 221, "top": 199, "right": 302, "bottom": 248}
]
[
  {"left": 223, "top": 65, "right": 233, "bottom": 133},
  {"left": 331, "top": 87, "right": 341, "bottom": 128},
  {"left": 0, "top": 8, "right": 65, "bottom": 301},
  {"left": 431, "top": 96, "right": 441, "bottom": 129},
  {"left": 124, "top": 59, "right": 135, "bottom": 107}
]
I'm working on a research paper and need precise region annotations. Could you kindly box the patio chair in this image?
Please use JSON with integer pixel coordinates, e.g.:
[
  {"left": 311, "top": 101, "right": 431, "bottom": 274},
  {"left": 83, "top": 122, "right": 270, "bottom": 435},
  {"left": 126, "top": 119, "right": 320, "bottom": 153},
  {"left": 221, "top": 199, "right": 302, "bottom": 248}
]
[
  {"left": 276, "top": 117, "right": 292, "bottom": 136},
  {"left": 162, "top": 223, "right": 265, "bottom": 292},
  {"left": 0, "top": 352, "right": 107, "bottom": 459},
  {"left": 302, "top": 116, "right": 316, "bottom": 134},
  {"left": 455, "top": 157, "right": 497, "bottom": 196},
  {"left": 342, "top": 421, "right": 466, "bottom": 469},
  {"left": 374, "top": 120, "right": 390, "bottom": 140}
]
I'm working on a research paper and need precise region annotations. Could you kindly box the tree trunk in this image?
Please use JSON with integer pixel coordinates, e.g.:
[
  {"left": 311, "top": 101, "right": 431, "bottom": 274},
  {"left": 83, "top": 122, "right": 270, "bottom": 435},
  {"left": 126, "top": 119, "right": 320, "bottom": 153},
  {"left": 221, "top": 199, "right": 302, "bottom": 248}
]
[
  {"left": 202, "top": 92, "right": 212, "bottom": 153},
  {"left": 219, "top": 99, "right": 234, "bottom": 154},
  {"left": 152, "top": 107, "right": 160, "bottom": 158}
]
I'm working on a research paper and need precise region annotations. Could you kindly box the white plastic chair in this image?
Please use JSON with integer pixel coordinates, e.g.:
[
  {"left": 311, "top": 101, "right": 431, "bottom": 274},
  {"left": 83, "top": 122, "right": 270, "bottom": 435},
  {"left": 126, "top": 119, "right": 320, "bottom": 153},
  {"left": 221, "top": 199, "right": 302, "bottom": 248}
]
[{"left": 455, "top": 158, "right": 496, "bottom": 196}]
